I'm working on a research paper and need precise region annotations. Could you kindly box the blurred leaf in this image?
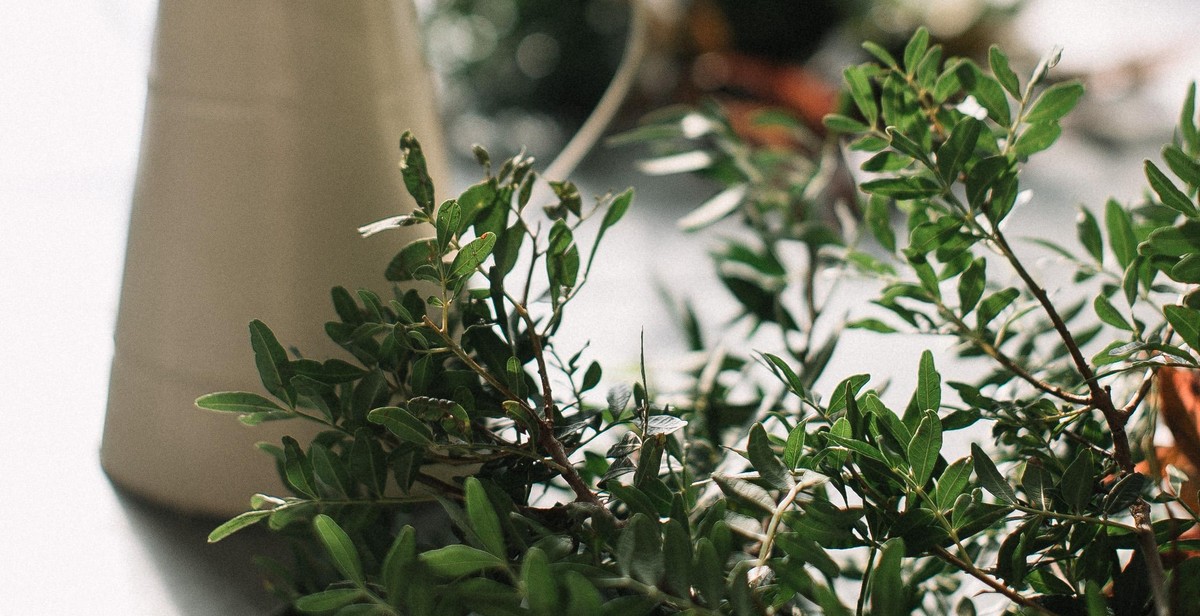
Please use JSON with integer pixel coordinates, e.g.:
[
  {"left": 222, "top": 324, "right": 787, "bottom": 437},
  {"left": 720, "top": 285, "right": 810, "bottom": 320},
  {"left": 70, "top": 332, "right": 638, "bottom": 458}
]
[
  {"left": 1014, "top": 122, "right": 1061, "bottom": 157},
  {"left": 1164, "top": 144, "right": 1200, "bottom": 188},
  {"left": 988, "top": 46, "right": 1021, "bottom": 98},
  {"left": 1094, "top": 294, "right": 1132, "bottom": 331},
  {"left": 678, "top": 184, "right": 747, "bottom": 231},
  {"left": 420, "top": 545, "right": 506, "bottom": 577},
  {"left": 957, "top": 258, "right": 986, "bottom": 315},
  {"left": 903, "top": 27, "right": 930, "bottom": 75},
  {"left": 523, "top": 548, "right": 559, "bottom": 616},
  {"left": 295, "top": 589, "right": 365, "bottom": 613},
  {"left": 748, "top": 422, "right": 790, "bottom": 490},
  {"left": 871, "top": 538, "right": 907, "bottom": 616},
  {"left": 1077, "top": 207, "right": 1104, "bottom": 264},
  {"left": 1105, "top": 199, "right": 1137, "bottom": 269},
  {"left": 784, "top": 421, "right": 808, "bottom": 470},
  {"left": 645, "top": 415, "right": 688, "bottom": 437}
]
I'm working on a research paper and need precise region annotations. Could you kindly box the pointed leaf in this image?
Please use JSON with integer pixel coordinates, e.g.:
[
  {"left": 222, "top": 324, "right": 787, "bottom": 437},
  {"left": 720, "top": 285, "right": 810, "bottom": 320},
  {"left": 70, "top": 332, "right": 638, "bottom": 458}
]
[
  {"left": 971, "top": 444, "right": 1017, "bottom": 504},
  {"left": 196, "top": 391, "right": 286, "bottom": 414},
  {"left": 1105, "top": 199, "right": 1137, "bottom": 269},
  {"left": 1164, "top": 144, "right": 1200, "bottom": 188},
  {"left": 1146, "top": 159, "right": 1198, "bottom": 216},
  {"left": 988, "top": 46, "right": 1021, "bottom": 98},
  {"left": 450, "top": 232, "right": 497, "bottom": 280},
  {"left": 1165, "top": 305, "right": 1200, "bottom": 352},
  {"left": 1094, "top": 293, "right": 1132, "bottom": 331},
  {"left": 466, "top": 477, "right": 506, "bottom": 558},
  {"left": 208, "top": 510, "right": 272, "bottom": 543},
  {"left": 1077, "top": 207, "right": 1104, "bottom": 264},
  {"left": 368, "top": 407, "right": 433, "bottom": 446},
  {"left": 314, "top": 514, "right": 364, "bottom": 585},
  {"left": 1024, "top": 82, "right": 1084, "bottom": 124},
  {"left": 250, "top": 319, "right": 295, "bottom": 407},
  {"left": 748, "top": 422, "right": 790, "bottom": 490},
  {"left": 908, "top": 410, "right": 942, "bottom": 486},
  {"left": 678, "top": 184, "right": 747, "bottom": 231},
  {"left": 420, "top": 545, "right": 506, "bottom": 577}
]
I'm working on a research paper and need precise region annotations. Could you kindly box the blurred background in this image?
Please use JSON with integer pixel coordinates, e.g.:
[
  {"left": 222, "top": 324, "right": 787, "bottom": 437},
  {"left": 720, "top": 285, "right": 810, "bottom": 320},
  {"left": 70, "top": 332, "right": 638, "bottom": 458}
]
[{"left": 3, "top": 0, "right": 1199, "bottom": 613}]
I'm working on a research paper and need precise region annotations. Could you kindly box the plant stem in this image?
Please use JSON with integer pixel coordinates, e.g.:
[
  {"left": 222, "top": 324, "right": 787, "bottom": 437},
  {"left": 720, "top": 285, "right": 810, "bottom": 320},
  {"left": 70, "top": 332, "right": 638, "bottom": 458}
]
[
  {"left": 932, "top": 546, "right": 1055, "bottom": 615},
  {"left": 757, "top": 480, "right": 807, "bottom": 566}
]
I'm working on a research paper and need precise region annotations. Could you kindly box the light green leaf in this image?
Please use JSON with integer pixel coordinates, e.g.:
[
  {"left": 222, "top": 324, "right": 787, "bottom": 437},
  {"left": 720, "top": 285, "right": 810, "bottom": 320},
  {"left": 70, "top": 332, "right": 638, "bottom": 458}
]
[
  {"left": 844, "top": 65, "right": 878, "bottom": 124},
  {"left": 937, "top": 117, "right": 983, "bottom": 184},
  {"left": 381, "top": 525, "right": 416, "bottom": 599},
  {"left": 957, "top": 258, "right": 986, "bottom": 315},
  {"left": 195, "top": 391, "right": 286, "bottom": 414},
  {"left": 903, "top": 27, "right": 930, "bottom": 75},
  {"left": 294, "top": 588, "right": 365, "bottom": 613},
  {"left": 1013, "top": 121, "right": 1061, "bottom": 157},
  {"left": 435, "top": 198, "right": 461, "bottom": 250},
  {"left": 466, "top": 477, "right": 506, "bottom": 558},
  {"left": 314, "top": 514, "right": 365, "bottom": 586},
  {"left": 522, "top": 547, "right": 559, "bottom": 616},
  {"left": 420, "top": 544, "right": 506, "bottom": 577},
  {"left": 934, "top": 457, "right": 973, "bottom": 510},
  {"left": 784, "top": 421, "right": 807, "bottom": 470},
  {"left": 971, "top": 443, "right": 1017, "bottom": 504},
  {"left": 1076, "top": 207, "right": 1104, "bottom": 264},
  {"left": 208, "top": 510, "right": 272, "bottom": 543},
  {"left": 1059, "top": 450, "right": 1095, "bottom": 512},
  {"left": 824, "top": 114, "right": 871, "bottom": 134}
]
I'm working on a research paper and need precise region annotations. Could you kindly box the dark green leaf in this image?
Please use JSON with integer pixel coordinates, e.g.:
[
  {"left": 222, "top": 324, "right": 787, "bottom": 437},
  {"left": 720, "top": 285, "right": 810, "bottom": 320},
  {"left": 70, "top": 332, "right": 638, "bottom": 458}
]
[
  {"left": 934, "top": 457, "right": 973, "bottom": 510},
  {"left": 714, "top": 474, "right": 776, "bottom": 513},
  {"left": 1105, "top": 199, "right": 1137, "bottom": 269},
  {"left": 1182, "top": 82, "right": 1199, "bottom": 152},
  {"left": 249, "top": 319, "right": 295, "bottom": 407},
  {"left": 871, "top": 538, "right": 906, "bottom": 616},
  {"left": 1145, "top": 160, "right": 1198, "bottom": 216},
  {"left": 617, "top": 514, "right": 663, "bottom": 585},
  {"left": 381, "top": 525, "right": 416, "bottom": 599},
  {"left": 662, "top": 520, "right": 693, "bottom": 597},
  {"left": 958, "top": 62, "right": 1010, "bottom": 126},
  {"left": 1024, "top": 82, "right": 1084, "bottom": 124},
  {"left": 1164, "top": 144, "right": 1200, "bottom": 188},
  {"left": 1013, "top": 121, "right": 1061, "bottom": 157},
  {"left": 824, "top": 114, "right": 871, "bottom": 134},
  {"left": 957, "top": 258, "right": 986, "bottom": 315},
  {"left": 748, "top": 422, "right": 790, "bottom": 490},
  {"left": 385, "top": 238, "right": 440, "bottom": 282},
  {"left": 972, "top": 443, "right": 1017, "bottom": 504},
  {"left": 1077, "top": 207, "right": 1105, "bottom": 264},
  {"left": 903, "top": 27, "right": 930, "bottom": 75},
  {"left": 1165, "top": 305, "right": 1200, "bottom": 351},
  {"left": 367, "top": 407, "right": 433, "bottom": 445},
  {"left": 988, "top": 46, "right": 1021, "bottom": 98},
  {"left": 976, "top": 287, "right": 1019, "bottom": 329},
  {"left": 399, "top": 131, "right": 435, "bottom": 212},
  {"left": 937, "top": 117, "right": 983, "bottom": 183},
  {"left": 310, "top": 443, "right": 349, "bottom": 498},
  {"left": 450, "top": 232, "right": 496, "bottom": 280},
  {"left": 436, "top": 199, "right": 461, "bottom": 250},
  {"left": 867, "top": 195, "right": 896, "bottom": 252},
  {"left": 282, "top": 436, "right": 317, "bottom": 499},
  {"left": 1059, "top": 450, "right": 1095, "bottom": 513},
  {"left": 1170, "top": 254, "right": 1200, "bottom": 283},
  {"left": 693, "top": 539, "right": 724, "bottom": 608},
  {"left": 910, "top": 350, "right": 941, "bottom": 416},
  {"left": 784, "top": 421, "right": 807, "bottom": 470},
  {"left": 908, "top": 410, "right": 942, "bottom": 486},
  {"left": 314, "top": 514, "right": 364, "bottom": 585},
  {"left": 1094, "top": 293, "right": 1132, "bottom": 331},
  {"left": 844, "top": 65, "right": 877, "bottom": 124},
  {"left": 1020, "top": 460, "right": 1054, "bottom": 510}
]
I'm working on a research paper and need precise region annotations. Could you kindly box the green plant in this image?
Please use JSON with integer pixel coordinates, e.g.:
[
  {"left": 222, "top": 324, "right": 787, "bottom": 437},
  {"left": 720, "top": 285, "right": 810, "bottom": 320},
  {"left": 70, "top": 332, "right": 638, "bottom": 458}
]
[{"left": 200, "top": 30, "right": 1200, "bottom": 615}]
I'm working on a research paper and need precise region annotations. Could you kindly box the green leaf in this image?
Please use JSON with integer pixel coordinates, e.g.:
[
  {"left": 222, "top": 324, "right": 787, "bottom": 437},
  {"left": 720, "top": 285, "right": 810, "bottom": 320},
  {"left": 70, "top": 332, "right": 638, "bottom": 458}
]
[
  {"left": 385, "top": 238, "right": 440, "bottom": 282},
  {"left": 350, "top": 429, "right": 387, "bottom": 496},
  {"left": 1164, "top": 144, "right": 1200, "bottom": 188},
  {"left": 957, "top": 258, "right": 986, "bottom": 315},
  {"left": 862, "top": 41, "right": 899, "bottom": 70},
  {"left": 713, "top": 474, "right": 776, "bottom": 513},
  {"left": 522, "top": 548, "right": 559, "bottom": 616},
  {"left": 909, "top": 350, "right": 941, "bottom": 416},
  {"left": 958, "top": 62, "right": 1011, "bottom": 126},
  {"left": 310, "top": 443, "right": 349, "bottom": 498},
  {"left": 465, "top": 477, "right": 506, "bottom": 558},
  {"left": 748, "top": 422, "right": 790, "bottom": 490},
  {"left": 1059, "top": 450, "right": 1095, "bottom": 513},
  {"left": 784, "top": 421, "right": 807, "bottom": 470},
  {"left": 937, "top": 117, "right": 983, "bottom": 184},
  {"left": 1170, "top": 254, "right": 1200, "bottom": 283},
  {"left": 1094, "top": 293, "right": 1132, "bottom": 331},
  {"left": 1105, "top": 199, "right": 1137, "bottom": 269},
  {"left": 367, "top": 407, "right": 433, "bottom": 446},
  {"left": 1024, "top": 82, "right": 1084, "bottom": 124},
  {"left": 1165, "top": 305, "right": 1200, "bottom": 351},
  {"left": 824, "top": 114, "right": 871, "bottom": 134},
  {"left": 678, "top": 184, "right": 747, "bottom": 231},
  {"left": 862, "top": 177, "right": 942, "bottom": 200},
  {"left": 988, "top": 46, "right": 1021, "bottom": 98},
  {"left": 421, "top": 544, "right": 506, "bottom": 578},
  {"left": 1013, "top": 122, "right": 1061, "bottom": 157},
  {"left": 1077, "top": 207, "right": 1105, "bottom": 263},
  {"left": 903, "top": 27, "right": 930, "bottom": 75},
  {"left": 294, "top": 589, "right": 365, "bottom": 613},
  {"left": 1020, "top": 461, "right": 1054, "bottom": 510},
  {"left": 867, "top": 195, "right": 896, "bottom": 252},
  {"left": 282, "top": 435, "right": 317, "bottom": 499},
  {"left": 208, "top": 510, "right": 272, "bottom": 543},
  {"left": 976, "top": 287, "right": 1019, "bottom": 329},
  {"left": 435, "top": 199, "right": 461, "bottom": 250},
  {"left": 381, "top": 525, "right": 417, "bottom": 599},
  {"left": 871, "top": 538, "right": 907, "bottom": 616},
  {"left": 450, "top": 232, "right": 497, "bottom": 280},
  {"left": 399, "top": 131, "right": 435, "bottom": 213},
  {"left": 1145, "top": 160, "right": 1198, "bottom": 216},
  {"left": 934, "top": 457, "right": 973, "bottom": 510},
  {"left": 661, "top": 520, "right": 693, "bottom": 597},
  {"left": 314, "top": 514, "right": 365, "bottom": 586},
  {"left": 693, "top": 539, "right": 724, "bottom": 608},
  {"left": 844, "top": 65, "right": 877, "bottom": 125},
  {"left": 617, "top": 514, "right": 664, "bottom": 585},
  {"left": 249, "top": 319, "right": 295, "bottom": 407},
  {"left": 971, "top": 443, "right": 1017, "bottom": 504},
  {"left": 563, "top": 571, "right": 603, "bottom": 616},
  {"left": 195, "top": 391, "right": 286, "bottom": 414},
  {"left": 1182, "top": 82, "right": 1199, "bottom": 152},
  {"left": 908, "top": 410, "right": 942, "bottom": 486}
]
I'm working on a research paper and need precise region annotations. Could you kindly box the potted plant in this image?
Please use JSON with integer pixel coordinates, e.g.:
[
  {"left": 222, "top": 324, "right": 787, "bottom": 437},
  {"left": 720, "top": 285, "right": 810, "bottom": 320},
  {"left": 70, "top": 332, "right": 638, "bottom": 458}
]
[{"left": 200, "top": 30, "right": 1200, "bottom": 615}]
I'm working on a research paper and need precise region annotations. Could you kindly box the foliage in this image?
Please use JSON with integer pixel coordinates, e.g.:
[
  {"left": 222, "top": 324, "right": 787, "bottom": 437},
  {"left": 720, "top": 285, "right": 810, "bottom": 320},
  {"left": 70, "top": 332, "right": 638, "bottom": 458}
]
[{"left": 200, "top": 31, "right": 1200, "bottom": 615}]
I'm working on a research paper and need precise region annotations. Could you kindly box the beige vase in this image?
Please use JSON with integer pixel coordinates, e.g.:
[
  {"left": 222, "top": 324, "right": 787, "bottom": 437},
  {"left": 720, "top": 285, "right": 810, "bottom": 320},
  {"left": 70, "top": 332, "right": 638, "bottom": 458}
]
[{"left": 101, "top": 0, "right": 447, "bottom": 518}]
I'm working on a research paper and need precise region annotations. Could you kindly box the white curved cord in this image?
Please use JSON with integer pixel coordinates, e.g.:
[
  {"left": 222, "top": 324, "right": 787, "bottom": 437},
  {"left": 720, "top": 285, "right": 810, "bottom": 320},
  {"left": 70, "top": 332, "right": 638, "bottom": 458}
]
[{"left": 539, "top": 0, "right": 651, "bottom": 183}]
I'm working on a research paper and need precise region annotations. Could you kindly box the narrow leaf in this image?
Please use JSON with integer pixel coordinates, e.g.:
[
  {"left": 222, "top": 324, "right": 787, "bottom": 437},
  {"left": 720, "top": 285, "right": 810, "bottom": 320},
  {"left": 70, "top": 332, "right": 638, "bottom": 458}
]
[
  {"left": 368, "top": 407, "right": 433, "bottom": 446},
  {"left": 908, "top": 410, "right": 942, "bottom": 486},
  {"left": 449, "top": 232, "right": 497, "bottom": 280},
  {"left": 250, "top": 319, "right": 295, "bottom": 407},
  {"left": 1105, "top": 199, "right": 1137, "bottom": 269},
  {"left": 1077, "top": 207, "right": 1104, "bottom": 264},
  {"left": 1094, "top": 294, "right": 1132, "bottom": 331},
  {"left": 988, "top": 46, "right": 1021, "bottom": 98},
  {"left": 971, "top": 443, "right": 1017, "bottom": 504},
  {"left": 314, "top": 514, "right": 365, "bottom": 585},
  {"left": 466, "top": 477, "right": 506, "bottom": 558},
  {"left": 196, "top": 391, "right": 286, "bottom": 414},
  {"left": 1146, "top": 159, "right": 1198, "bottom": 216},
  {"left": 1024, "top": 82, "right": 1084, "bottom": 124},
  {"left": 748, "top": 423, "right": 790, "bottom": 490},
  {"left": 421, "top": 544, "right": 507, "bottom": 577},
  {"left": 208, "top": 510, "right": 271, "bottom": 543},
  {"left": 1165, "top": 305, "right": 1200, "bottom": 351},
  {"left": 1164, "top": 144, "right": 1200, "bottom": 188},
  {"left": 678, "top": 184, "right": 747, "bottom": 231}
]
